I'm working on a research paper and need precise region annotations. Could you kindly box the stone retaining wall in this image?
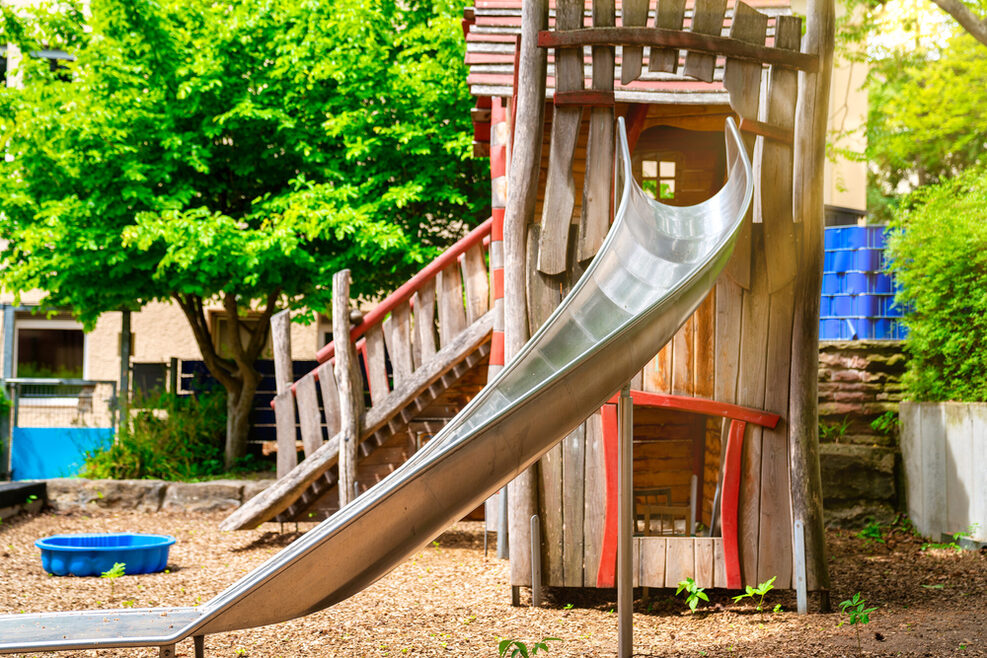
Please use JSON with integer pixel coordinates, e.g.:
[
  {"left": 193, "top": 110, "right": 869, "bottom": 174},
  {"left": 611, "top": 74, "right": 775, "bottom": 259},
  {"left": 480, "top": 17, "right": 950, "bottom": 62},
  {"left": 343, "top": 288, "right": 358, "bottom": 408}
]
[
  {"left": 818, "top": 340, "right": 906, "bottom": 527},
  {"left": 44, "top": 478, "right": 275, "bottom": 514}
]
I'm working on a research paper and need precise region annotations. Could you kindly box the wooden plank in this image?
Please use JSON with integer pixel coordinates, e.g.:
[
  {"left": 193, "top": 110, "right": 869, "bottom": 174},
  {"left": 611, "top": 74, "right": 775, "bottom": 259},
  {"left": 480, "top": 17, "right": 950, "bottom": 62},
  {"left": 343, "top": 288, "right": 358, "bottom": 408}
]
[
  {"left": 383, "top": 301, "right": 414, "bottom": 388},
  {"left": 583, "top": 412, "right": 606, "bottom": 587},
  {"left": 664, "top": 537, "right": 695, "bottom": 587},
  {"left": 274, "top": 390, "right": 298, "bottom": 479},
  {"left": 644, "top": 343, "right": 673, "bottom": 393},
  {"left": 538, "top": 0, "right": 583, "bottom": 276},
  {"left": 758, "top": 281, "right": 794, "bottom": 588},
  {"left": 713, "top": 537, "right": 727, "bottom": 588},
  {"left": 721, "top": 3, "right": 767, "bottom": 292},
  {"left": 415, "top": 278, "right": 438, "bottom": 362},
  {"left": 738, "top": 228, "right": 770, "bottom": 586},
  {"left": 760, "top": 14, "right": 800, "bottom": 294},
  {"left": 671, "top": 315, "right": 695, "bottom": 396},
  {"left": 363, "top": 324, "right": 390, "bottom": 406},
  {"left": 333, "top": 269, "right": 364, "bottom": 509},
  {"left": 538, "top": 27, "right": 819, "bottom": 72},
  {"left": 437, "top": 263, "right": 467, "bottom": 347},
  {"left": 562, "top": 424, "right": 586, "bottom": 587},
  {"left": 526, "top": 223, "right": 563, "bottom": 333},
  {"left": 578, "top": 0, "right": 615, "bottom": 264},
  {"left": 317, "top": 360, "right": 341, "bottom": 438},
  {"left": 714, "top": 277, "right": 743, "bottom": 406},
  {"left": 695, "top": 537, "right": 715, "bottom": 588},
  {"left": 639, "top": 536, "right": 666, "bottom": 588},
  {"left": 632, "top": 537, "right": 640, "bottom": 588},
  {"left": 682, "top": 0, "right": 728, "bottom": 82},
  {"left": 461, "top": 244, "right": 490, "bottom": 325},
  {"left": 649, "top": 0, "right": 687, "bottom": 74},
  {"left": 295, "top": 373, "right": 324, "bottom": 458},
  {"left": 270, "top": 310, "right": 293, "bottom": 395},
  {"left": 620, "top": 0, "right": 649, "bottom": 84},
  {"left": 694, "top": 291, "right": 716, "bottom": 399},
  {"left": 539, "top": 442, "right": 565, "bottom": 586}
]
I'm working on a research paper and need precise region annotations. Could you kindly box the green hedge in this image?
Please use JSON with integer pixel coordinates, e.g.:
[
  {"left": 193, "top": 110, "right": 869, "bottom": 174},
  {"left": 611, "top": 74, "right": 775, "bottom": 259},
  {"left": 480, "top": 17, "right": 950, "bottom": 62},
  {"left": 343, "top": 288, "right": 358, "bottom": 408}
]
[{"left": 886, "top": 167, "right": 987, "bottom": 401}]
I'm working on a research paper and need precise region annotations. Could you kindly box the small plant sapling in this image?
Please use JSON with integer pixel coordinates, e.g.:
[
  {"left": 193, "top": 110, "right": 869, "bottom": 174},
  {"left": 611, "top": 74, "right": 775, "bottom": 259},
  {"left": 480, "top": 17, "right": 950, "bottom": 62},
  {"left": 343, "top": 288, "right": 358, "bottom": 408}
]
[
  {"left": 839, "top": 592, "right": 877, "bottom": 655},
  {"left": 101, "top": 562, "right": 126, "bottom": 598},
  {"left": 731, "top": 576, "right": 776, "bottom": 619},
  {"left": 856, "top": 520, "right": 885, "bottom": 545},
  {"left": 497, "top": 637, "right": 560, "bottom": 657},
  {"left": 675, "top": 578, "right": 708, "bottom": 613}
]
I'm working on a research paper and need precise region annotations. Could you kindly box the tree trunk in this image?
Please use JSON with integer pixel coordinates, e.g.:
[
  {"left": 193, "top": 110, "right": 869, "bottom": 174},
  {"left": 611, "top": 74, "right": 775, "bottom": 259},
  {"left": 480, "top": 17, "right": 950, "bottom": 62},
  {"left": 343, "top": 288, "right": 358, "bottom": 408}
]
[{"left": 225, "top": 367, "right": 262, "bottom": 470}]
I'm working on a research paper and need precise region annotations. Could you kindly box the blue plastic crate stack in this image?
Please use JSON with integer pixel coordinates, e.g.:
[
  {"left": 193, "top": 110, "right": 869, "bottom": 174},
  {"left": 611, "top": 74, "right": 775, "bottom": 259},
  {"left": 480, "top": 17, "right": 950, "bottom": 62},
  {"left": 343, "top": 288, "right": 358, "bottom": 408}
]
[{"left": 820, "top": 225, "right": 907, "bottom": 340}]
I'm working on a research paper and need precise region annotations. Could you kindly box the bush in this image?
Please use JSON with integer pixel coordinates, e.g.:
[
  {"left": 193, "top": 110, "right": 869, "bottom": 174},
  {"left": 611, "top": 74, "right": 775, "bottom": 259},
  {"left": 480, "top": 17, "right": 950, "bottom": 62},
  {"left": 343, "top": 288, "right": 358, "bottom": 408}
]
[
  {"left": 886, "top": 167, "right": 987, "bottom": 401},
  {"left": 81, "top": 390, "right": 229, "bottom": 480}
]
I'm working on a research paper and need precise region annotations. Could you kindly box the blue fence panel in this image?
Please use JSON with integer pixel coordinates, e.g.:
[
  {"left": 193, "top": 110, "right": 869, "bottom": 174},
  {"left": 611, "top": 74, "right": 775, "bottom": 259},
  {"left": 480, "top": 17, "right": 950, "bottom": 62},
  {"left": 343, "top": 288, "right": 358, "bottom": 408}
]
[{"left": 11, "top": 427, "right": 114, "bottom": 480}]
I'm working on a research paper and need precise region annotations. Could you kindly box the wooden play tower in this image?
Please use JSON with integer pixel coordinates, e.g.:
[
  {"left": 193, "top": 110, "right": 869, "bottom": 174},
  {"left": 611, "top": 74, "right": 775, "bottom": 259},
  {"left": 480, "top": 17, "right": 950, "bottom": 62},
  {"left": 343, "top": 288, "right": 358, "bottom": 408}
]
[{"left": 462, "top": 0, "right": 835, "bottom": 607}]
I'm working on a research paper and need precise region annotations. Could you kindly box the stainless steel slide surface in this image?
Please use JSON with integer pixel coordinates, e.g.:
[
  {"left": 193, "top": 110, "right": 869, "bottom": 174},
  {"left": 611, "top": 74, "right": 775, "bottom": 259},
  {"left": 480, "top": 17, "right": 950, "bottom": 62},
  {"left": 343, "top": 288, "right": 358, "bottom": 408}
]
[{"left": 0, "top": 117, "right": 752, "bottom": 653}]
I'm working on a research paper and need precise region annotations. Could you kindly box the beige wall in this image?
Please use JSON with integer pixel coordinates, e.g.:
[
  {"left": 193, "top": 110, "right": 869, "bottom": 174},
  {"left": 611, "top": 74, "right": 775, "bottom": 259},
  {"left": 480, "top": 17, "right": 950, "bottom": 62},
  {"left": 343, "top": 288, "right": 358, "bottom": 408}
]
[
  {"left": 825, "top": 58, "right": 868, "bottom": 211},
  {"left": 0, "top": 292, "right": 325, "bottom": 387}
]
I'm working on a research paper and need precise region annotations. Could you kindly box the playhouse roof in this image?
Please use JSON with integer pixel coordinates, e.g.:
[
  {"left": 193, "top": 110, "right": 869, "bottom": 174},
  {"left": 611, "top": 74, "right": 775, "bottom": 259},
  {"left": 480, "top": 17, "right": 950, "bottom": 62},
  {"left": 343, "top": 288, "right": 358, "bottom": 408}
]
[{"left": 463, "top": 0, "right": 795, "bottom": 105}]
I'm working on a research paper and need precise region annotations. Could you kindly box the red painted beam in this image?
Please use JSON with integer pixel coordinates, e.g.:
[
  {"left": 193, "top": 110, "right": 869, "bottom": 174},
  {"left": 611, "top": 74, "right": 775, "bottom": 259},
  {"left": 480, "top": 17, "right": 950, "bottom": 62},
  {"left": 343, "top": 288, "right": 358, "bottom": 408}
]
[
  {"left": 606, "top": 390, "right": 780, "bottom": 429},
  {"left": 597, "top": 403, "right": 619, "bottom": 588},
  {"left": 721, "top": 419, "right": 747, "bottom": 589}
]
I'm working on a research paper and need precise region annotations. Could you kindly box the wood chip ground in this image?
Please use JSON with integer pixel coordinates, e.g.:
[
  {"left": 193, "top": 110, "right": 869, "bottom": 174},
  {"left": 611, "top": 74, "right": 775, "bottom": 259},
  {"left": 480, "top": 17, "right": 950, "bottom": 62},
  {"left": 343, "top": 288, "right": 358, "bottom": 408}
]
[{"left": 1, "top": 511, "right": 984, "bottom": 656}]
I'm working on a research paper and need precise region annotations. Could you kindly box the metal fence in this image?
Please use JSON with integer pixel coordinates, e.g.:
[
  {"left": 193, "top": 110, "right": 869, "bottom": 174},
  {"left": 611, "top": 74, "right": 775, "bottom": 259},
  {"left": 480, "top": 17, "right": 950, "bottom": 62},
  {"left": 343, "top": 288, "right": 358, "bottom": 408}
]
[{"left": 3, "top": 379, "right": 118, "bottom": 480}]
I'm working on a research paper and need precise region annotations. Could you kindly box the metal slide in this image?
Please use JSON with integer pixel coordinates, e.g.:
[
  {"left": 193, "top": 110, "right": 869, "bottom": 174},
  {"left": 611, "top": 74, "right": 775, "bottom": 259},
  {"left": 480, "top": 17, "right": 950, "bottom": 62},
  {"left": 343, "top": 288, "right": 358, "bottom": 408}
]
[{"left": 0, "top": 117, "right": 752, "bottom": 654}]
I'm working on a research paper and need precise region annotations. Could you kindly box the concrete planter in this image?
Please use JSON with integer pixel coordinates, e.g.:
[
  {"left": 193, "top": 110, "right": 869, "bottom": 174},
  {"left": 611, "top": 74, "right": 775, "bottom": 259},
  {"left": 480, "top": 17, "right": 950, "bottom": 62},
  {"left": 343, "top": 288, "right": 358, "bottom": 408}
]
[{"left": 900, "top": 402, "right": 987, "bottom": 543}]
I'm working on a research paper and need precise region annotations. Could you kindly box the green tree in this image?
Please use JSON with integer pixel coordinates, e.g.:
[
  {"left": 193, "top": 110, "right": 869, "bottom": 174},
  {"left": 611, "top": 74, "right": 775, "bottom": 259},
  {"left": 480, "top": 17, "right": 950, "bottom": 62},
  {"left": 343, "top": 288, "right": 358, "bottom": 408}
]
[
  {"left": 866, "top": 32, "right": 987, "bottom": 218},
  {"left": 886, "top": 166, "right": 987, "bottom": 401},
  {"left": 0, "top": 0, "right": 486, "bottom": 466}
]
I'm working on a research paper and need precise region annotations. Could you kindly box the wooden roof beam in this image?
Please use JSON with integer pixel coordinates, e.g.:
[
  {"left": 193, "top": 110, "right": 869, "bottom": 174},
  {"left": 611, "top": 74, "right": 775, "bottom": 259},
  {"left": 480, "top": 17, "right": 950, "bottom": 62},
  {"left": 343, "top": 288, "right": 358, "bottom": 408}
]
[{"left": 537, "top": 27, "right": 818, "bottom": 72}]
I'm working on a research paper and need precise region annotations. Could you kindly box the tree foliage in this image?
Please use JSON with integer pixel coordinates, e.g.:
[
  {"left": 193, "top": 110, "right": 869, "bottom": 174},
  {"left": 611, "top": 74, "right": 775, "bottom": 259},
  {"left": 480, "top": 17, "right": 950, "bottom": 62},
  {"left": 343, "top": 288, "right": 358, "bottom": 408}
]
[
  {"left": 0, "top": 0, "right": 486, "bottom": 464},
  {"left": 886, "top": 167, "right": 987, "bottom": 401},
  {"left": 834, "top": 0, "right": 987, "bottom": 221}
]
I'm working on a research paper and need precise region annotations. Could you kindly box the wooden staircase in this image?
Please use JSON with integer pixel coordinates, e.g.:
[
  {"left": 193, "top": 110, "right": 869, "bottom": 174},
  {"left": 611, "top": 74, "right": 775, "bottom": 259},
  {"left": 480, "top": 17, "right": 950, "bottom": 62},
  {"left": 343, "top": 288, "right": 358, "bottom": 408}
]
[{"left": 222, "top": 220, "right": 496, "bottom": 530}]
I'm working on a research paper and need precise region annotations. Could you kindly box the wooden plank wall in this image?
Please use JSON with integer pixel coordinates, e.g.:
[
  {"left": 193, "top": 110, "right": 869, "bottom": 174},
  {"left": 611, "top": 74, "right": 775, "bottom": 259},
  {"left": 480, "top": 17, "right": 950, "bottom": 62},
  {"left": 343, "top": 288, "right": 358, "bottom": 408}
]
[{"left": 517, "top": 3, "right": 804, "bottom": 591}]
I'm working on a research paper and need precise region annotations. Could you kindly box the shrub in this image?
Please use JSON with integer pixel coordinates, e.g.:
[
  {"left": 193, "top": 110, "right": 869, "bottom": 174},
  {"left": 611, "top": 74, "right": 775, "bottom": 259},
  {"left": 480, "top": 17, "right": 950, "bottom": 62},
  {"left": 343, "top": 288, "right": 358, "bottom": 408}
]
[
  {"left": 886, "top": 167, "right": 987, "bottom": 401},
  {"left": 81, "top": 390, "right": 228, "bottom": 480}
]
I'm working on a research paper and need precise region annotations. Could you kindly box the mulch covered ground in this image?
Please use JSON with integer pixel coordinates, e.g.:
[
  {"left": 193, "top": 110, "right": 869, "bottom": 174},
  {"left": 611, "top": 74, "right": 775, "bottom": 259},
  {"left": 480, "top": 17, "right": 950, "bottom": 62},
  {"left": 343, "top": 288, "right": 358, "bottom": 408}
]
[{"left": 0, "top": 510, "right": 985, "bottom": 657}]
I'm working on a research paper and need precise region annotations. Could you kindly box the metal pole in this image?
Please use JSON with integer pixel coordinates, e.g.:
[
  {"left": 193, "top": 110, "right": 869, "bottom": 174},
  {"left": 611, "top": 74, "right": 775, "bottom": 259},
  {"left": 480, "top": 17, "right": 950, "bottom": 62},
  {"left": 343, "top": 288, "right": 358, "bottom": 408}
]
[
  {"left": 497, "top": 485, "right": 509, "bottom": 558},
  {"left": 794, "top": 519, "right": 808, "bottom": 614},
  {"left": 119, "top": 311, "right": 131, "bottom": 421},
  {"left": 618, "top": 384, "right": 633, "bottom": 658},
  {"left": 530, "top": 514, "right": 542, "bottom": 607}
]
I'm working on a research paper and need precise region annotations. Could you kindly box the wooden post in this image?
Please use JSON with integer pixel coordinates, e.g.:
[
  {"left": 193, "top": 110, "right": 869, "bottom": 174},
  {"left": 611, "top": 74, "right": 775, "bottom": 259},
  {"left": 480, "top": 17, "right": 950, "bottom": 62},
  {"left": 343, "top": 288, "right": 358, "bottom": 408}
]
[
  {"left": 119, "top": 310, "right": 131, "bottom": 421},
  {"left": 193, "top": 635, "right": 205, "bottom": 658},
  {"left": 333, "top": 270, "right": 364, "bottom": 509},
  {"left": 271, "top": 310, "right": 293, "bottom": 395},
  {"left": 617, "top": 384, "right": 633, "bottom": 658},
  {"left": 791, "top": 0, "right": 835, "bottom": 606},
  {"left": 505, "top": 0, "right": 547, "bottom": 598}
]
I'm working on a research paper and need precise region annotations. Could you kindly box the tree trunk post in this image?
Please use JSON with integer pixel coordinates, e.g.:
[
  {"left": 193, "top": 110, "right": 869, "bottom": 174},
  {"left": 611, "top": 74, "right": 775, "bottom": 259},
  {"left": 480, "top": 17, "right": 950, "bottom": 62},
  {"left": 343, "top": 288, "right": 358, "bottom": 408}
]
[
  {"left": 225, "top": 371, "right": 260, "bottom": 470},
  {"left": 333, "top": 270, "right": 364, "bottom": 508},
  {"left": 791, "top": 0, "right": 835, "bottom": 604},
  {"left": 505, "top": 0, "right": 548, "bottom": 597}
]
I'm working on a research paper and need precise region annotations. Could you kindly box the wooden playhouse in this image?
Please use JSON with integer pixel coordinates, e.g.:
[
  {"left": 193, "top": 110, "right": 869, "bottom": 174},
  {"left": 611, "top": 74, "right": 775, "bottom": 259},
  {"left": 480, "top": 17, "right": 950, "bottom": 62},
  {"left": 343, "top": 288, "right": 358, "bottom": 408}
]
[{"left": 463, "top": 0, "right": 832, "bottom": 599}]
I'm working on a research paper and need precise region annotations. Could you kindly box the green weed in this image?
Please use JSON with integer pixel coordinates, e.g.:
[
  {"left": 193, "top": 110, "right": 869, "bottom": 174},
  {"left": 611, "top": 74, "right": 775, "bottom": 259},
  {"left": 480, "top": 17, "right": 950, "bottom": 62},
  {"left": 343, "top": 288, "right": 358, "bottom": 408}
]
[{"left": 676, "top": 578, "right": 709, "bottom": 613}]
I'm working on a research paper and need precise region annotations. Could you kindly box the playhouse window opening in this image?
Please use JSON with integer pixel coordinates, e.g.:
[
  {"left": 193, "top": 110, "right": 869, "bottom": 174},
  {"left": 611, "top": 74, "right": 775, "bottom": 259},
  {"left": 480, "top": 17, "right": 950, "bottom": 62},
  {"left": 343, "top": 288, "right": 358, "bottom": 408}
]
[{"left": 641, "top": 159, "right": 677, "bottom": 200}]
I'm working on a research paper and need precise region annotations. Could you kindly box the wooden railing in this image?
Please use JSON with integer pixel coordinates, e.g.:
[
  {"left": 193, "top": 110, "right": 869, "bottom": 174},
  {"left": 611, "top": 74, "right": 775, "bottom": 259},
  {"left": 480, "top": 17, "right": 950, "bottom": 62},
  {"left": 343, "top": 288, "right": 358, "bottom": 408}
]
[{"left": 272, "top": 218, "right": 495, "bottom": 482}]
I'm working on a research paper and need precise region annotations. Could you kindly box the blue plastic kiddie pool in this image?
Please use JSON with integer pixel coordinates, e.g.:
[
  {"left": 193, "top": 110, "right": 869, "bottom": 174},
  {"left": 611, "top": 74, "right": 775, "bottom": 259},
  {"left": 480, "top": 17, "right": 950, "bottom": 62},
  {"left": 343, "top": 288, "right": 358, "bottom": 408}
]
[{"left": 35, "top": 533, "right": 176, "bottom": 577}]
